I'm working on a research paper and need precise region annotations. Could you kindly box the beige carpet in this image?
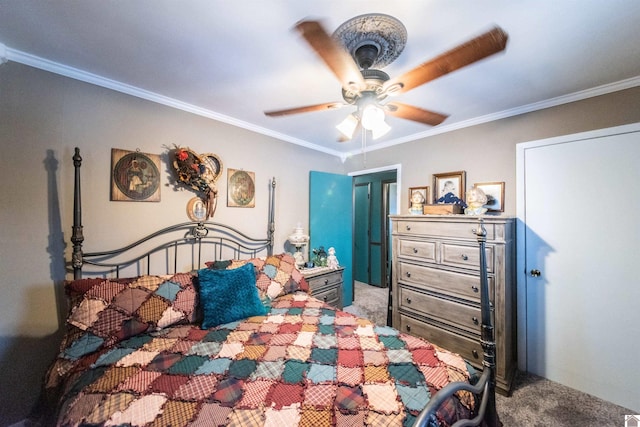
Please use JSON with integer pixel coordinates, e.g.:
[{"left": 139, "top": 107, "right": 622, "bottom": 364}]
[
  {"left": 343, "top": 281, "right": 389, "bottom": 326},
  {"left": 344, "top": 281, "right": 635, "bottom": 425}
]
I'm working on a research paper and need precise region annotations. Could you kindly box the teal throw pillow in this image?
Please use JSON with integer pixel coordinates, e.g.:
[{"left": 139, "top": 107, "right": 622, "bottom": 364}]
[{"left": 198, "top": 262, "right": 267, "bottom": 329}]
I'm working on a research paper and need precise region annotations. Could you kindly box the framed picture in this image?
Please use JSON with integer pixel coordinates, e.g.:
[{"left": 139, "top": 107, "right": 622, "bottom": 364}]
[
  {"left": 474, "top": 181, "right": 505, "bottom": 212},
  {"left": 408, "top": 186, "right": 429, "bottom": 206},
  {"left": 227, "top": 169, "right": 256, "bottom": 208},
  {"left": 433, "top": 171, "right": 466, "bottom": 203},
  {"left": 186, "top": 197, "right": 209, "bottom": 222},
  {"left": 111, "top": 148, "right": 161, "bottom": 202}
]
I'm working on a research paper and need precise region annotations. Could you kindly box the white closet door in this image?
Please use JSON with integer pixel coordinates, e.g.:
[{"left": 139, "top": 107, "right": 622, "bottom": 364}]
[{"left": 517, "top": 123, "right": 640, "bottom": 412}]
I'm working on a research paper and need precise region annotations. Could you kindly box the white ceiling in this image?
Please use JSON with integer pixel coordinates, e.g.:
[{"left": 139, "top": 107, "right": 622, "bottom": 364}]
[{"left": 1, "top": 1, "right": 639, "bottom": 158}]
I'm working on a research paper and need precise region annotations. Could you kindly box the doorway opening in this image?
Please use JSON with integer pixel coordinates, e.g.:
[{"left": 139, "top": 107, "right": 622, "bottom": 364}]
[{"left": 349, "top": 165, "right": 400, "bottom": 310}]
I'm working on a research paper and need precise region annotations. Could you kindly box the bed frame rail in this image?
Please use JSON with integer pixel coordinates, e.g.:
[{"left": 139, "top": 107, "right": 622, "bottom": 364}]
[
  {"left": 70, "top": 147, "right": 275, "bottom": 279},
  {"left": 413, "top": 219, "right": 500, "bottom": 427}
]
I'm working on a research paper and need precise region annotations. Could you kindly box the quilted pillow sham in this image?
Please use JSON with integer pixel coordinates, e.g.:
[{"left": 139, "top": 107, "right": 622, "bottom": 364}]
[
  {"left": 60, "top": 273, "right": 197, "bottom": 360},
  {"left": 198, "top": 262, "right": 267, "bottom": 328},
  {"left": 206, "top": 253, "right": 309, "bottom": 299}
]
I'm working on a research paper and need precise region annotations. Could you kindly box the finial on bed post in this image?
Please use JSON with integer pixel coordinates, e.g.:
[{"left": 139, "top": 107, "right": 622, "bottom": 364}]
[
  {"left": 71, "top": 147, "right": 84, "bottom": 279},
  {"left": 476, "top": 218, "right": 499, "bottom": 426},
  {"left": 267, "top": 177, "right": 276, "bottom": 256}
]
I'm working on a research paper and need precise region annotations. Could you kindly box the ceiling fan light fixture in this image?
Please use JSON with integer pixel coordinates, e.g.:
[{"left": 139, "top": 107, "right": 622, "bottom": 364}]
[
  {"left": 360, "top": 104, "right": 384, "bottom": 130},
  {"left": 336, "top": 113, "right": 359, "bottom": 139},
  {"left": 370, "top": 118, "right": 391, "bottom": 140},
  {"left": 360, "top": 104, "right": 390, "bottom": 139}
]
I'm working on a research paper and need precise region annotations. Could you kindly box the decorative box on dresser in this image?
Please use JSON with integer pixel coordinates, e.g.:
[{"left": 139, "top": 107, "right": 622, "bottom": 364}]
[
  {"left": 301, "top": 267, "right": 344, "bottom": 309},
  {"left": 390, "top": 215, "right": 516, "bottom": 395}
]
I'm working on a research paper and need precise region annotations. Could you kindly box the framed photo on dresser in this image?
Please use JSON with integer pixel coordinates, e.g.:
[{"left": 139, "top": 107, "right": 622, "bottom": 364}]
[
  {"left": 474, "top": 181, "right": 505, "bottom": 212},
  {"left": 433, "top": 171, "right": 466, "bottom": 203}
]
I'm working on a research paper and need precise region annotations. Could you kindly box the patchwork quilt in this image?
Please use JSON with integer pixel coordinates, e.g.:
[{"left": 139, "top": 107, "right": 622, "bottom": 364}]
[{"left": 46, "top": 291, "right": 477, "bottom": 427}]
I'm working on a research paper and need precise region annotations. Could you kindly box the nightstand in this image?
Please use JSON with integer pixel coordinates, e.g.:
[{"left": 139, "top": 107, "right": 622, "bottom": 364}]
[{"left": 301, "top": 266, "right": 344, "bottom": 309}]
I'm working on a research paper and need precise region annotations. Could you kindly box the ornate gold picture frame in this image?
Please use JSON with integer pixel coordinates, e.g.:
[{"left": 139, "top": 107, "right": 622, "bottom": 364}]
[{"left": 186, "top": 197, "right": 209, "bottom": 222}]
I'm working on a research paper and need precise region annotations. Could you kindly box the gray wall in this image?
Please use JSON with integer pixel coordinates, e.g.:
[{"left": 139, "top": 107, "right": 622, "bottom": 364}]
[{"left": 0, "top": 62, "right": 343, "bottom": 424}]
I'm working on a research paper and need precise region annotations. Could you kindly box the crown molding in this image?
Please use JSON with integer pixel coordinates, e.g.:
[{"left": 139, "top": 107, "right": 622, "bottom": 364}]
[
  {"left": 347, "top": 74, "right": 640, "bottom": 157},
  {"left": 5, "top": 43, "right": 639, "bottom": 160},
  {"left": 4, "top": 45, "right": 343, "bottom": 158}
]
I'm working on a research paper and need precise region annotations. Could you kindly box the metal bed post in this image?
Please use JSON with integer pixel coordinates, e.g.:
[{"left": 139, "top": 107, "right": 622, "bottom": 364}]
[
  {"left": 71, "top": 147, "right": 84, "bottom": 280},
  {"left": 413, "top": 218, "right": 500, "bottom": 427},
  {"left": 477, "top": 218, "right": 499, "bottom": 427},
  {"left": 268, "top": 177, "right": 276, "bottom": 256}
]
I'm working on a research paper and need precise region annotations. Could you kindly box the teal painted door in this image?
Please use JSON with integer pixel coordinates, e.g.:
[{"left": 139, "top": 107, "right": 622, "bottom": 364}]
[
  {"left": 354, "top": 183, "right": 370, "bottom": 284},
  {"left": 309, "top": 171, "right": 353, "bottom": 306}
]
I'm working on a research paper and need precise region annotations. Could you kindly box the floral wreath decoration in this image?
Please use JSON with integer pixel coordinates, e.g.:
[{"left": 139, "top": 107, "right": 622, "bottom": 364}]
[{"left": 168, "top": 145, "right": 223, "bottom": 219}]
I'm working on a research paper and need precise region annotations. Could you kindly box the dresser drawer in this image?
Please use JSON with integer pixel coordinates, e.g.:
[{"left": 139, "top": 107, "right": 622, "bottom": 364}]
[
  {"left": 312, "top": 286, "right": 341, "bottom": 308},
  {"left": 398, "top": 238, "right": 436, "bottom": 261},
  {"left": 441, "top": 243, "right": 494, "bottom": 273},
  {"left": 396, "top": 220, "right": 495, "bottom": 240},
  {"left": 399, "top": 287, "right": 481, "bottom": 334},
  {"left": 397, "top": 262, "right": 493, "bottom": 303},
  {"left": 399, "top": 314, "right": 483, "bottom": 365},
  {"left": 306, "top": 270, "right": 343, "bottom": 289}
]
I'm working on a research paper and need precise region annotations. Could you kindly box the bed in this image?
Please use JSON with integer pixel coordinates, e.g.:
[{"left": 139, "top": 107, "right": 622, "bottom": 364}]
[{"left": 43, "top": 148, "right": 500, "bottom": 427}]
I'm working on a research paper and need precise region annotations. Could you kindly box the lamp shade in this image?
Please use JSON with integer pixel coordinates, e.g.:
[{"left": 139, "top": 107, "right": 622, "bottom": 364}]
[
  {"left": 336, "top": 114, "right": 359, "bottom": 139},
  {"left": 371, "top": 119, "right": 391, "bottom": 139},
  {"left": 360, "top": 104, "right": 385, "bottom": 130}
]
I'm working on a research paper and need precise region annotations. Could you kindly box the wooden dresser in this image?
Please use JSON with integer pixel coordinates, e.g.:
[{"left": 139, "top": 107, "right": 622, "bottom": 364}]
[
  {"left": 390, "top": 215, "right": 516, "bottom": 394},
  {"left": 301, "top": 267, "right": 344, "bottom": 309}
]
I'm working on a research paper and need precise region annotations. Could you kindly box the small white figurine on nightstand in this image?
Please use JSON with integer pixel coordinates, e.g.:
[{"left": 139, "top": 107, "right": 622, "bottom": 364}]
[{"left": 327, "top": 247, "right": 339, "bottom": 269}]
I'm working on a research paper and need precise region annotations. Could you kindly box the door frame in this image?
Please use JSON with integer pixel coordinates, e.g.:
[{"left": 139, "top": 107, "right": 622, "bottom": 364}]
[
  {"left": 354, "top": 182, "right": 372, "bottom": 285},
  {"left": 515, "top": 122, "right": 640, "bottom": 371},
  {"left": 349, "top": 164, "right": 401, "bottom": 295},
  {"left": 348, "top": 164, "right": 402, "bottom": 216}
]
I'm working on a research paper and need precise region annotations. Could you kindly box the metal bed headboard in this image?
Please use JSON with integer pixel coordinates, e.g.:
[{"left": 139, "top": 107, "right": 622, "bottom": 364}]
[{"left": 70, "top": 147, "right": 276, "bottom": 279}]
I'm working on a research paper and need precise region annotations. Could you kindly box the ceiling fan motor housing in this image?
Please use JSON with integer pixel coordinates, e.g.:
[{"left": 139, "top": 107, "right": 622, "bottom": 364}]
[{"left": 342, "top": 69, "right": 390, "bottom": 104}]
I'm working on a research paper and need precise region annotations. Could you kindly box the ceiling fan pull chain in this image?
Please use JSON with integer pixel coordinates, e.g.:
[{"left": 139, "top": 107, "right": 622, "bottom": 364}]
[{"left": 361, "top": 128, "right": 367, "bottom": 167}]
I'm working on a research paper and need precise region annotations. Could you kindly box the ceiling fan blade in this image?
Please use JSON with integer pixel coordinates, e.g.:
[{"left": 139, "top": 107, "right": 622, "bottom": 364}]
[
  {"left": 295, "top": 20, "right": 366, "bottom": 92},
  {"left": 383, "top": 26, "right": 508, "bottom": 94},
  {"left": 264, "top": 102, "right": 344, "bottom": 117},
  {"left": 385, "top": 102, "right": 449, "bottom": 126}
]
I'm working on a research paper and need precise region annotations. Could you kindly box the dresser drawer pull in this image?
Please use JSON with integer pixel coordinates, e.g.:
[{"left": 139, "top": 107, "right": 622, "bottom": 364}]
[
  {"left": 324, "top": 279, "right": 329, "bottom": 285},
  {"left": 405, "top": 271, "right": 411, "bottom": 278},
  {"left": 471, "top": 286, "right": 479, "bottom": 293},
  {"left": 405, "top": 297, "right": 412, "bottom": 304},
  {"left": 472, "top": 350, "right": 479, "bottom": 359},
  {"left": 472, "top": 317, "right": 479, "bottom": 325},
  {"left": 460, "top": 254, "right": 469, "bottom": 261},
  {"left": 405, "top": 225, "right": 411, "bottom": 231},
  {"left": 405, "top": 324, "right": 411, "bottom": 332},
  {"left": 323, "top": 295, "right": 328, "bottom": 302},
  {"left": 413, "top": 247, "right": 418, "bottom": 254}
]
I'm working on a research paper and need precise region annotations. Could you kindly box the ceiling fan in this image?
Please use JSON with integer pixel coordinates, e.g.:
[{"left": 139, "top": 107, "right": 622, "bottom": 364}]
[{"left": 264, "top": 14, "right": 508, "bottom": 141}]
